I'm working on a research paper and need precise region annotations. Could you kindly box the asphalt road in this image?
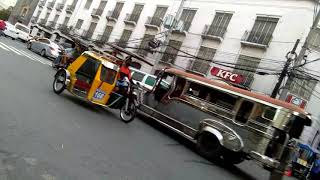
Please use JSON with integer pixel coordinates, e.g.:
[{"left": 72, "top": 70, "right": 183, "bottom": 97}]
[{"left": 0, "top": 37, "right": 287, "bottom": 180}]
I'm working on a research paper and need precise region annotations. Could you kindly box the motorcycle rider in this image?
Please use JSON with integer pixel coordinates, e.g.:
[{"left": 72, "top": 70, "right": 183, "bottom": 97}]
[{"left": 115, "top": 56, "right": 133, "bottom": 94}]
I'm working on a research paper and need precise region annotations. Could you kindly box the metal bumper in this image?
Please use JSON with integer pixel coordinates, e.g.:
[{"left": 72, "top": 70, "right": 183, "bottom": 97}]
[{"left": 250, "top": 151, "right": 280, "bottom": 168}]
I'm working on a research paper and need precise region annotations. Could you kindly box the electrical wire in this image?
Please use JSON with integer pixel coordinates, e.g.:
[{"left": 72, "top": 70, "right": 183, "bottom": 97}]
[
  {"left": 124, "top": 46, "right": 282, "bottom": 74},
  {"left": 291, "top": 78, "right": 320, "bottom": 101}
]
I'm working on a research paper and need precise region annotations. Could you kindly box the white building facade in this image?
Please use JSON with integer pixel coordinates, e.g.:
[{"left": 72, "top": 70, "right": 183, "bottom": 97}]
[{"left": 30, "top": 0, "right": 320, "bottom": 149}]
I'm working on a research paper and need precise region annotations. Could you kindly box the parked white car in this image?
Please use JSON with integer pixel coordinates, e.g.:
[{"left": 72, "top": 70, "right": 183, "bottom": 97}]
[
  {"left": 3, "top": 21, "right": 18, "bottom": 40},
  {"left": 15, "top": 22, "right": 31, "bottom": 42},
  {"left": 27, "top": 38, "right": 63, "bottom": 59},
  {"left": 130, "top": 68, "right": 169, "bottom": 90}
]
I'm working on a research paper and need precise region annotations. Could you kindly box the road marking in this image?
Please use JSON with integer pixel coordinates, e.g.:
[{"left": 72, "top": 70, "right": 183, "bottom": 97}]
[
  {"left": 0, "top": 42, "right": 22, "bottom": 55},
  {"left": 0, "top": 43, "right": 9, "bottom": 51},
  {"left": 0, "top": 41, "right": 51, "bottom": 66},
  {"left": 18, "top": 49, "right": 50, "bottom": 65}
]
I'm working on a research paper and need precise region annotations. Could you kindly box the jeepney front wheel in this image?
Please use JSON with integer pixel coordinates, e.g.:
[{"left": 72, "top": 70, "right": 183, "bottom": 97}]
[
  {"left": 53, "top": 70, "right": 66, "bottom": 94},
  {"left": 222, "top": 148, "right": 244, "bottom": 164},
  {"left": 197, "top": 132, "right": 222, "bottom": 161}
]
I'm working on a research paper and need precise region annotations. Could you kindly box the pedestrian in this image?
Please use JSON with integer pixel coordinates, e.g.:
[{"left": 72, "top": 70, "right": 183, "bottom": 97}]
[{"left": 0, "top": 20, "right": 6, "bottom": 36}]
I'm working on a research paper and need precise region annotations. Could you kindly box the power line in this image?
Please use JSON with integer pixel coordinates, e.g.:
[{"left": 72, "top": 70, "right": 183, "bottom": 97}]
[
  {"left": 291, "top": 78, "right": 320, "bottom": 101},
  {"left": 124, "top": 46, "right": 282, "bottom": 75}
]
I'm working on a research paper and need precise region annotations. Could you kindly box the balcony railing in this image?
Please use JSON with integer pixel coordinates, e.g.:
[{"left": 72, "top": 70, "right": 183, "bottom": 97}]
[
  {"left": 30, "top": 17, "right": 38, "bottom": 24},
  {"left": 114, "top": 39, "right": 127, "bottom": 48},
  {"left": 145, "top": 16, "right": 162, "bottom": 29},
  {"left": 38, "top": 0, "right": 45, "bottom": 7},
  {"left": 58, "top": 24, "right": 72, "bottom": 34},
  {"left": 47, "top": 1, "right": 54, "bottom": 9},
  {"left": 91, "top": 8, "right": 103, "bottom": 18},
  {"left": 46, "top": 21, "right": 57, "bottom": 30},
  {"left": 39, "top": 19, "right": 46, "bottom": 26},
  {"left": 240, "top": 30, "right": 272, "bottom": 49},
  {"left": 66, "top": 4, "right": 75, "bottom": 13},
  {"left": 106, "top": 10, "right": 120, "bottom": 21},
  {"left": 124, "top": 13, "right": 140, "bottom": 25},
  {"left": 81, "top": 30, "right": 94, "bottom": 40},
  {"left": 55, "top": 3, "right": 64, "bottom": 11},
  {"left": 202, "top": 24, "right": 226, "bottom": 42}
]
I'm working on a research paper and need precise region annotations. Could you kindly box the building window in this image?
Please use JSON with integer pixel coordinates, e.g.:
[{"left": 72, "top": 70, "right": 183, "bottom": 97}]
[
  {"left": 21, "top": 7, "right": 29, "bottom": 16},
  {"left": 85, "top": 22, "right": 97, "bottom": 39},
  {"left": 84, "top": 0, "right": 93, "bottom": 9},
  {"left": 129, "top": 4, "right": 144, "bottom": 23},
  {"left": 207, "top": 12, "right": 232, "bottom": 38},
  {"left": 53, "top": 15, "right": 59, "bottom": 23},
  {"left": 161, "top": 40, "right": 183, "bottom": 63},
  {"left": 44, "top": 12, "right": 50, "bottom": 21},
  {"left": 179, "top": 9, "right": 197, "bottom": 32},
  {"left": 101, "top": 25, "right": 113, "bottom": 42},
  {"left": 110, "top": 2, "right": 124, "bottom": 19},
  {"left": 233, "top": 55, "right": 261, "bottom": 88},
  {"left": 137, "top": 34, "right": 155, "bottom": 56},
  {"left": 75, "top": 19, "right": 84, "bottom": 29},
  {"left": 245, "top": 16, "right": 279, "bottom": 45},
  {"left": 118, "top": 29, "right": 132, "bottom": 48},
  {"left": 191, "top": 46, "right": 216, "bottom": 74},
  {"left": 63, "top": 16, "right": 70, "bottom": 25},
  {"left": 149, "top": 6, "right": 168, "bottom": 26},
  {"left": 288, "top": 76, "right": 317, "bottom": 100}
]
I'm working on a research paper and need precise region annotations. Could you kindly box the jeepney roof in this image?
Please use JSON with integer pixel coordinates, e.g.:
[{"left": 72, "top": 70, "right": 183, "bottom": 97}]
[{"left": 165, "top": 68, "right": 310, "bottom": 117}]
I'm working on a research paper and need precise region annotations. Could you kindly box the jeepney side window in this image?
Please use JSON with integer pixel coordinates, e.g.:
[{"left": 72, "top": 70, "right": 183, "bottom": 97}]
[
  {"left": 100, "top": 66, "right": 117, "bottom": 84},
  {"left": 236, "top": 100, "right": 254, "bottom": 124},
  {"left": 251, "top": 105, "right": 276, "bottom": 125},
  {"left": 154, "top": 73, "right": 173, "bottom": 101},
  {"left": 170, "top": 77, "right": 187, "bottom": 98},
  {"left": 186, "top": 82, "right": 208, "bottom": 99},
  {"left": 208, "top": 88, "right": 237, "bottom": 110}
]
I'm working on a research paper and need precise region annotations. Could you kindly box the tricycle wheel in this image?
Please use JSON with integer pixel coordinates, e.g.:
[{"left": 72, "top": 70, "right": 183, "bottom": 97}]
[
  {"left": 120, "top": 100, "right": 136, "bottom": 123},
  {"left": 53, "top": 70, "right": 66, "bottom": 94}
]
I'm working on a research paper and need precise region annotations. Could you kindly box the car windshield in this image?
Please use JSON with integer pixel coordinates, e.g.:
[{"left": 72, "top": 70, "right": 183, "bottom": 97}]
[{"left": 15, "top": 24, "right": 29, "bottom": 33}]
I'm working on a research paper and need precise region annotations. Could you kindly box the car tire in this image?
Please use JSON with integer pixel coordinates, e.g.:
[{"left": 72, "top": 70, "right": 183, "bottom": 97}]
[
  {"left": 41, "top": 49, "right": 46, "bottom": 57},
  {"left": 197, "top": 132, "right": 223, "bottom": 161},
  {"left": 221, "top": 148, "right": 245, "bottom": 165}
]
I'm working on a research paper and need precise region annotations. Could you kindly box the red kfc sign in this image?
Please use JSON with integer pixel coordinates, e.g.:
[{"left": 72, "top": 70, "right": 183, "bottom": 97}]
[{"left": 211, "top": 67, "right": 244, "bottom": 84}]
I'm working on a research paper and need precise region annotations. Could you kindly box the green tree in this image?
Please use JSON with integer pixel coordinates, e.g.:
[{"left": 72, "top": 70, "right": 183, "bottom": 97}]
[{"left": 0, "top": 9, "right": 12, "bottom": 20}]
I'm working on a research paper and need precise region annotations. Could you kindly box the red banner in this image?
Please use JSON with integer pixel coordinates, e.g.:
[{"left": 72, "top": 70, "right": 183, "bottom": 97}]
[{"left": 210, "top": 67, "right": 244, "bottom": 84}]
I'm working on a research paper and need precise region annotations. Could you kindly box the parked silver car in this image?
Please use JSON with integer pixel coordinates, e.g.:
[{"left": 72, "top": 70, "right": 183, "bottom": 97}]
[{"left": 27, "top": 38, "right": 62, "bottom": 59}]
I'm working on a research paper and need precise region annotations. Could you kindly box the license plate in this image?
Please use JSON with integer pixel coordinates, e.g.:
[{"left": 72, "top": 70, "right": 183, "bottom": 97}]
[{"left": 93, "top": 89, "right": 105, "bottom": 100}]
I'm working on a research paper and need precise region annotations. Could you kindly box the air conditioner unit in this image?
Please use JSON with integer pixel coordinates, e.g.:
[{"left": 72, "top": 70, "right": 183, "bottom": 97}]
[{"left": 163, "top": 15, "right": 174, "bottom": 29}]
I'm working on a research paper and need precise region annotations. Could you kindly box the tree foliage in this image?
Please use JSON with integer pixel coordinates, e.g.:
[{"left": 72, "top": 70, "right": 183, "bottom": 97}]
[{"left": 0, "top": 8, "right": 12, "bottom": 21}]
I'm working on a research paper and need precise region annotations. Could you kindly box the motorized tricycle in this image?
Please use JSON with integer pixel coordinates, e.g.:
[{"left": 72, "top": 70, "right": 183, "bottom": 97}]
[{"left": 52, "top": 49, "right": 147, "bottom": 123}]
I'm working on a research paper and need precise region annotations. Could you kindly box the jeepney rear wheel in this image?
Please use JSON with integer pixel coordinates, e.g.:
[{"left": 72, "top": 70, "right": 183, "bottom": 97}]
[
  {"left": 53, "top": 70, "right": 66, "bottom": 94},
  {"left": 222, "top": 148, "right": 244, "bottom": 164},
  {"left": 197, "top": 132, "right": 222, "bottom": 161}
]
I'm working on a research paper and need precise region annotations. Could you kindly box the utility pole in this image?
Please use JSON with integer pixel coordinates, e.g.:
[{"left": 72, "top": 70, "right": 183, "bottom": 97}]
[
  {"left": 271, "top": 39, "right": 300, "bottom": 98},
  {"left": 151, "top": 0, "right": 186, "bottom": 73},
  {"left": 295, "top": 8, "right": 320, "bottom": 66},
  {"left": 278, "top": 7, "right": 320, "bottom": 99}
]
